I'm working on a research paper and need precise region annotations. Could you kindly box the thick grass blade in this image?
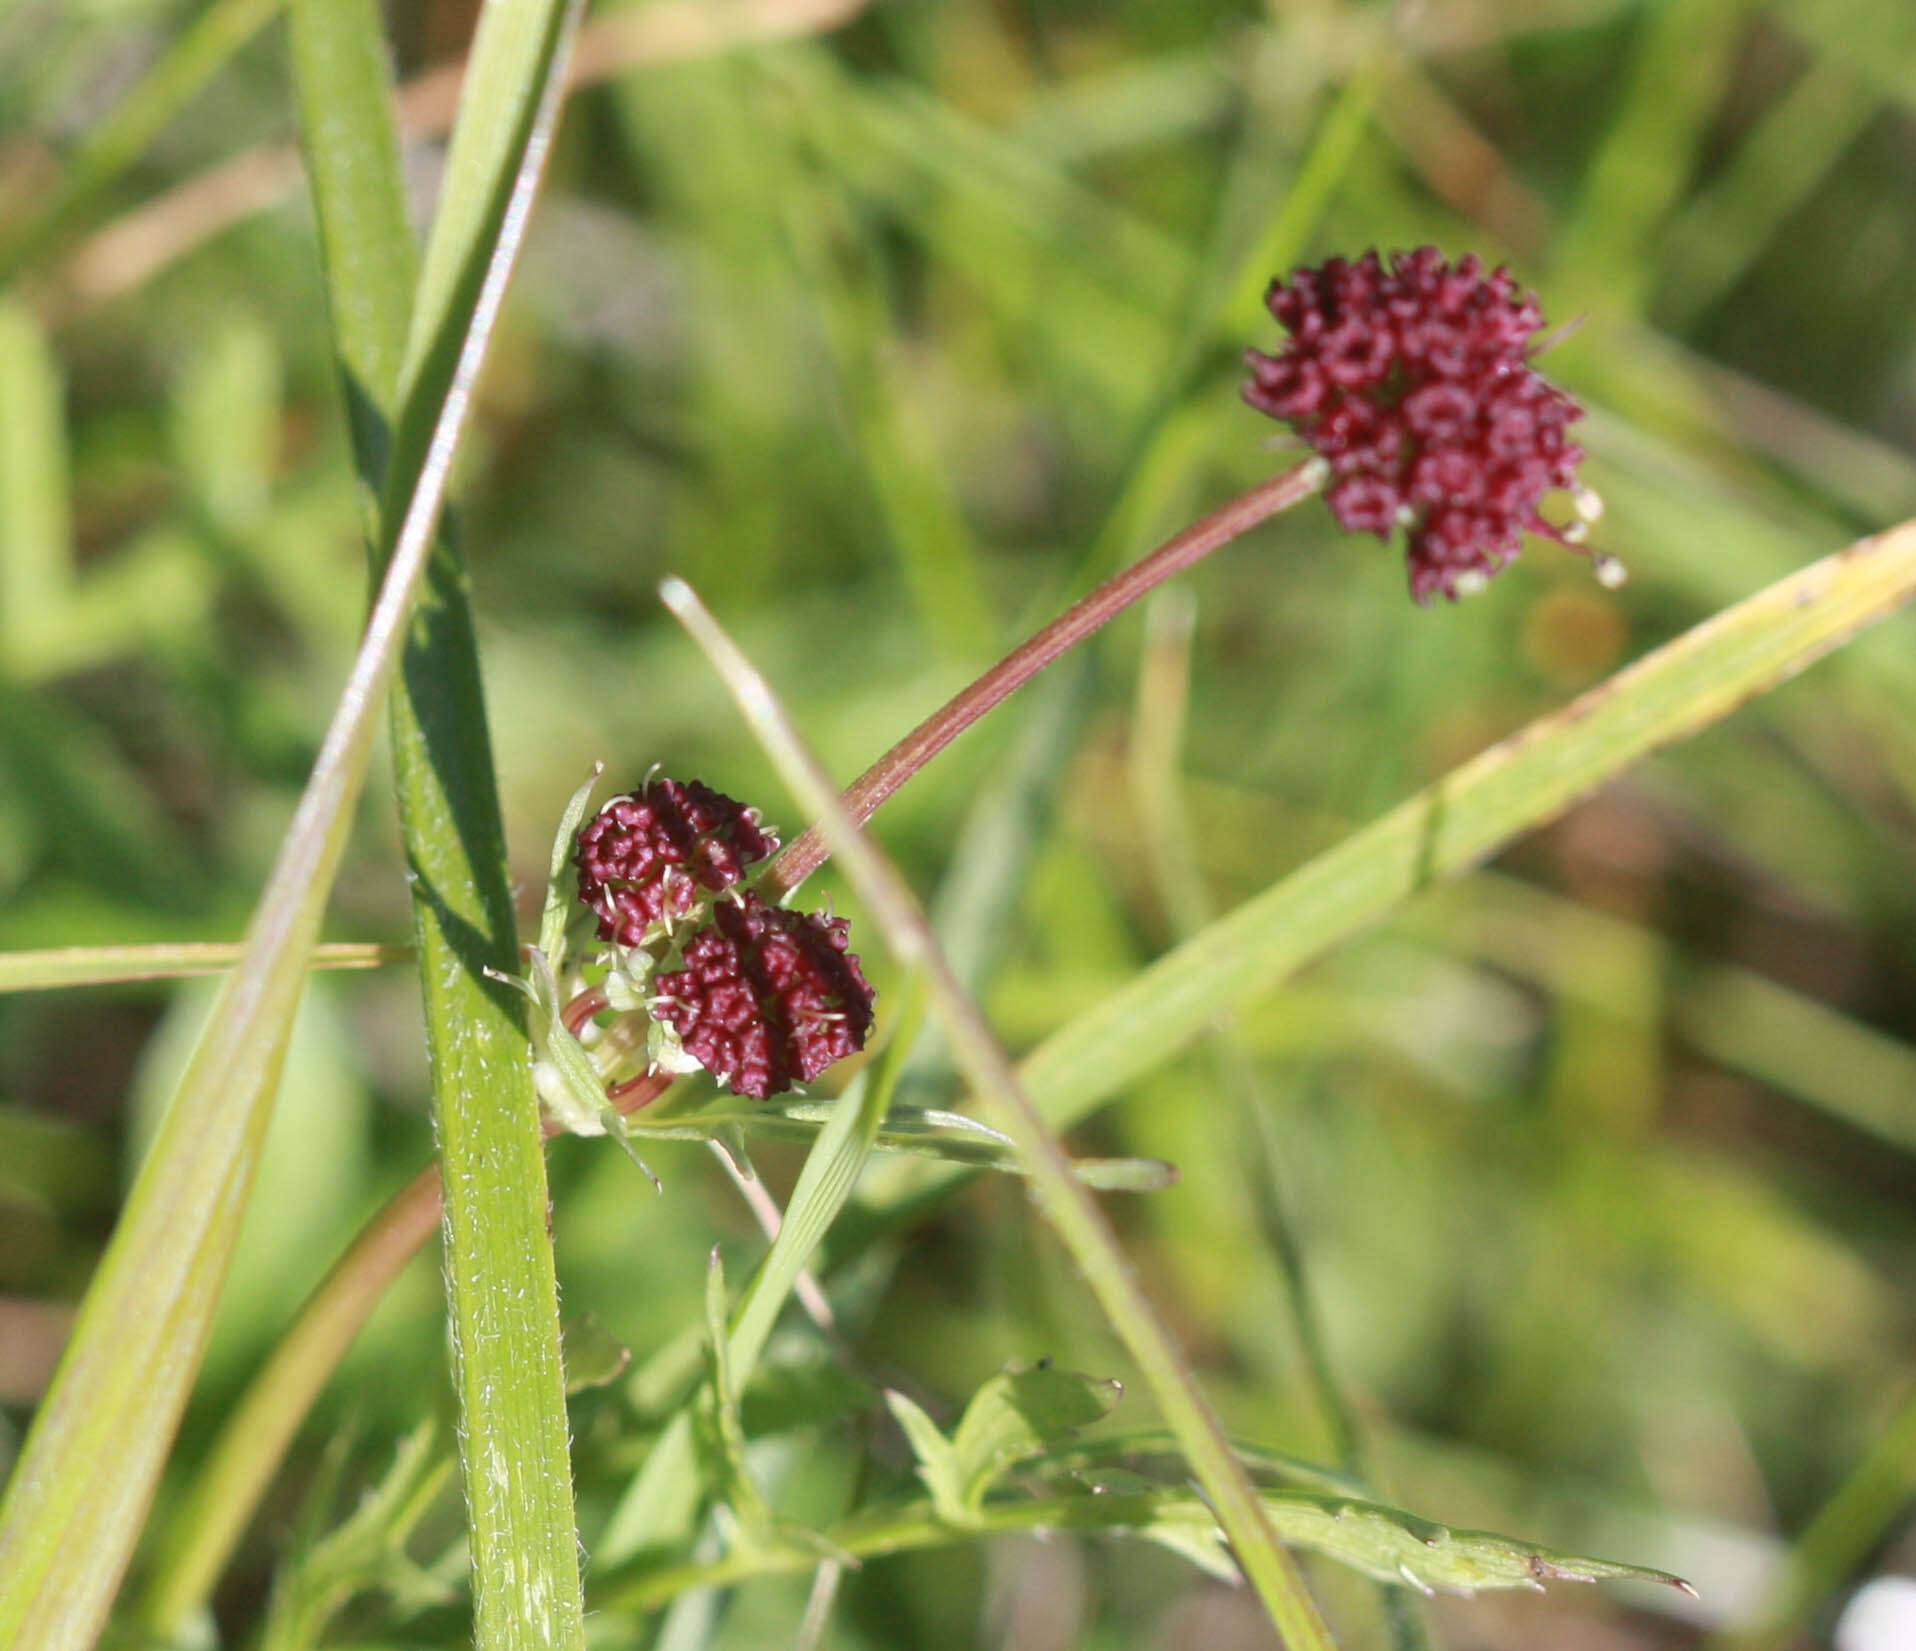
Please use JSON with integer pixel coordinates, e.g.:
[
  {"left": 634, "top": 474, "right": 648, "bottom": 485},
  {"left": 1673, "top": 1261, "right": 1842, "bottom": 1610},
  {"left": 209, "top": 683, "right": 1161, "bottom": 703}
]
[
  {"left": 286, "top": 0, "right": 418, "bottom": 458},
  {"left": 288, "top": 1, "right": 591, "bottom": 1647},
  {"left": 662, "top": 578, "right": 1342, "bottom": 1651}
]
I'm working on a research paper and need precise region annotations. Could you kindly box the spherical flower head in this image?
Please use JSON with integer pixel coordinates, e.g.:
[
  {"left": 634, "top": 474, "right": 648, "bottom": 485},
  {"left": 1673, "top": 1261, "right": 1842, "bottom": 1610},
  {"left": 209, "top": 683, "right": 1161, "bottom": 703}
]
[
  {"left": 575, "top": 778, "right": 778, "bottom": 947},
  {"left": 653, "top": 891, "right": 877, "bottom": 1100},
  {"left": 1243, "top": 247, "right": 1588, "bottom": 604}
]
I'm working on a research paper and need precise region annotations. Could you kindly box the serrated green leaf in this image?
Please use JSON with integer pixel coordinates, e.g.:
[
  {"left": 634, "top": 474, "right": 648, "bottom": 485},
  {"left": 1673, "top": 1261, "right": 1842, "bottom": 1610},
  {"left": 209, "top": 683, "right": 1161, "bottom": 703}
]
[
  {"left": 1042, "top": 1429, "right": 1369, "bottom": 1500},
  {"left": 949, "top": 1363, "right": 1123, "bottom": 1515},
  {"left": 594, "top": 1479, "right": 1690, "bottom": 1615},
  {"left": 1090, "top": 1484, "right": 1696, "bottom": 1598}
]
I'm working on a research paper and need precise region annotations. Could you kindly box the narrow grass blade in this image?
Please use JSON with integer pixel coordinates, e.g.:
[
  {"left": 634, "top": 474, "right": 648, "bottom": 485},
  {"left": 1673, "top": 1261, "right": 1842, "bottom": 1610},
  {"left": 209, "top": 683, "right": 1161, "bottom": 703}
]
[
  {"left": 1554, "top": 0, "right": 1746, "bottom": 310},
  {"left": 291, "top": 1, "right": 592, "bottom": 1647},
  {"left": 1654, "top": 57, "right": 1876, "bottom": 334},
  {"left": 1708, "top": 1386, "right": 1916, "bottom": 1651},
  {"left": 0, "top": 298, "right": 72, "bottom": 675},
  {"left": 0, "top": 942, "right": 400, "bottom": 993},
  {"left": 772, "top": 141, "right": 996, "bottom": 659},
  {"left": 726, "top": 1011, "right": 907, "bottom": 1376},
  {"left": 661, "top": 577, "right": 1341, "bottom": 1651}
]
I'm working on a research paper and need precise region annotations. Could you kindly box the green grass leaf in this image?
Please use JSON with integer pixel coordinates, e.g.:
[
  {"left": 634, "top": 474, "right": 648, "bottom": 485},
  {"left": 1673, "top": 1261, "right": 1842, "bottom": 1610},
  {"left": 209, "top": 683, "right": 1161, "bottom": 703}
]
[
  {"left": 1020, "top": 519, "right": 1916, "bottom": 1138},
  {"left": 287, "top": 2, "right": 592, "bottom": 1647},
  {"left": 0, "top": 298, "right": 72, "bottom": 675},
  {"left": 0, "top": 941, "right": 397, "bottom": 993},
  {"left": 0, "top": 84, "right": 520, "bottom": 1650}
]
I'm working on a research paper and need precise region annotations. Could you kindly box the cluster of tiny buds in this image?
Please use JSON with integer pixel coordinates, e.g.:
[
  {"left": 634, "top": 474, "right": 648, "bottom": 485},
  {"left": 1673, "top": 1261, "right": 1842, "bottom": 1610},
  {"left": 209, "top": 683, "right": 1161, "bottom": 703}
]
[
  {"left": 1243, "top": 246, "right": 1617, "bottom": 602},
  {"left": 652, "top": 890, "right": 875, "bottom": 1102},
  {"left": 573, "top": 777, "right": 875, "bottom": 1100},
  {"left": 575, "top": 776, "right": 778, "bottom": 947}
]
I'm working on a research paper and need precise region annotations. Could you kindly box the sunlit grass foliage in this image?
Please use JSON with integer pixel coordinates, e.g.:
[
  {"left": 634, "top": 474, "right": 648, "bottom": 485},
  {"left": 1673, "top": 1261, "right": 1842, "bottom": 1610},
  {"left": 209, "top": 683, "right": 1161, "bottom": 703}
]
[{"left": 4, "top": 3, "right": 1916, "bottom": 1649}]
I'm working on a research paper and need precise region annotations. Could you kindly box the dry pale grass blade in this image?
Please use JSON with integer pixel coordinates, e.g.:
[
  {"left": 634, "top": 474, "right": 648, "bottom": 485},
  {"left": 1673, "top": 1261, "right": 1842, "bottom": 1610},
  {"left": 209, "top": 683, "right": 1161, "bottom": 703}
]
[
  {"left": 0, "top": 941, "right": 400, "bottom": 993},
  {"left": 661, "top": 577, "right": 1343, "bottom": 1651},
  {"left": 58, "top": 0, "right": 873, "bottom": 312}
]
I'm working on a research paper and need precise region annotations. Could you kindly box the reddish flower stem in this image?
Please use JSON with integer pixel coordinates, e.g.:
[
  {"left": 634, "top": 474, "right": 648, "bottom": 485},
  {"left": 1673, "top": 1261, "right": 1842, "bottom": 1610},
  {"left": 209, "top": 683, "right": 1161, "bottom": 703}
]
[
  {"left": 561, "top": 984, "right": 608, "bottom": 1036},
  {"left": 605, "top": 1068, "right": 671, "bottom": 1109},
  {"left": 761, "top": 461, "right": 1323, "bottom": 900},
  {"left": 555, "top": 462, "right": 1321, "bottom": 1081}
]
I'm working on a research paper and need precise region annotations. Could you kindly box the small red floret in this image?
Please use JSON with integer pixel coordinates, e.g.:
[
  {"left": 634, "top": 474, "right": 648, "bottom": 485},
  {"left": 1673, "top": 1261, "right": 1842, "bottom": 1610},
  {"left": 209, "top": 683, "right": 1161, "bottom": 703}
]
[{"left": 575, "top": 778, "right": 778, "bottom": 946}]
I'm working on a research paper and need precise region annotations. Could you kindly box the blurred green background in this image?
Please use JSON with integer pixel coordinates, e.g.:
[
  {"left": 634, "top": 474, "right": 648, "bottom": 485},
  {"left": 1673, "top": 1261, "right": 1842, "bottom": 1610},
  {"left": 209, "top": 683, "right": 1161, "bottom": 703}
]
[{"left": 4, "top": 0, "right": 1916, "bottom": 1646}]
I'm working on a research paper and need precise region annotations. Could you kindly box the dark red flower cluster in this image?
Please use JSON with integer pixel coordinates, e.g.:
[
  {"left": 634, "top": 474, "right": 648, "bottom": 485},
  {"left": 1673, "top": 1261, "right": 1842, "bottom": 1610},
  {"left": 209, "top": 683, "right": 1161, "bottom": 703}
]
[
  {"left": 573, "top": 777, "right": 875, "bottom": 1099},
  {"left": 575, "top": 777, "right": 778, "bottom": 946},
  {"left": 1243, "top": 247, "right": 1585, "bottom": 604},
  {"left": 653, "top": 892, "right": 876, "bottom": 1101}
]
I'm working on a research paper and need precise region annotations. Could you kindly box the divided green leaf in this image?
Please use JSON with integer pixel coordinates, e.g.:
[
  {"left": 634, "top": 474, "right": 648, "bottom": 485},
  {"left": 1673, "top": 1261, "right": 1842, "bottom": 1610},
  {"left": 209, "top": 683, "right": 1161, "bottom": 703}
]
[
  {"left": 883, "top": 1390, "right": 967, "bottom": 1527},
  {"left": 949, "top": 1363, "right": 1124, "bottom": 1516}
]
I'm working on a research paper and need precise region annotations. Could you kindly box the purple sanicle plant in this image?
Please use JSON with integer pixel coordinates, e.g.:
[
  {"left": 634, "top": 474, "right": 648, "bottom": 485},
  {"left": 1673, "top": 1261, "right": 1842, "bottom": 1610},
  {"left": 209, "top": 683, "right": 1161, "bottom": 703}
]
[
  {"left": 569, "top": 778, "right": 876, "bottom": 1102},
  {"left": 537, "top": 250, "right": 1608, "bottom": 1118}
]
